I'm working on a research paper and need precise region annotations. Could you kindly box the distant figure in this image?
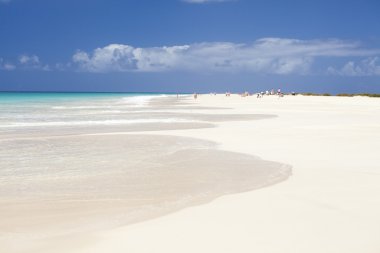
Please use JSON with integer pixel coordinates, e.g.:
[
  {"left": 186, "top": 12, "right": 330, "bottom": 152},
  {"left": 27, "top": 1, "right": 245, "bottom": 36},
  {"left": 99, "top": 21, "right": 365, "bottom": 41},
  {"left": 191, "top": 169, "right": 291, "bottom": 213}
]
[
  {"left": 277, "top": 88, "right": 281, "bottom": 95},
  {"left": 193, "top": 93, "right": 198, "bottom": 99}
]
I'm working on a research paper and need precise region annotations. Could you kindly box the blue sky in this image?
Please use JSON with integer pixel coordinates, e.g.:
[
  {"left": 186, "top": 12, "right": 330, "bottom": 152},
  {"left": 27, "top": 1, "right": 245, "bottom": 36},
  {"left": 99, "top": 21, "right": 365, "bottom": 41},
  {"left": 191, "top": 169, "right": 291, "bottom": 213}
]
[{"left": 1, "top": 0, "right": 380, "bottom": 93}]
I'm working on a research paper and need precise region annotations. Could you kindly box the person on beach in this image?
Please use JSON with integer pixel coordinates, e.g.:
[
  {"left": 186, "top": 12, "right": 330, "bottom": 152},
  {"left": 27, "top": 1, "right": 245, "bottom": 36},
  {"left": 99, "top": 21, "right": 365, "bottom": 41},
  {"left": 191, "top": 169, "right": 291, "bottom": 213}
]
[{"left": 193, "top": 93, "right": 198, "bottom": 99}]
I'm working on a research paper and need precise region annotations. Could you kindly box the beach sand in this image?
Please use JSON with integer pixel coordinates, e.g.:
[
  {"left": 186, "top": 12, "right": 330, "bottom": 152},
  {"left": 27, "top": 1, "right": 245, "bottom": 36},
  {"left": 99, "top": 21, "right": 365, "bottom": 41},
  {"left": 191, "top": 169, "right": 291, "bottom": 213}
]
[
  {"left": 0, "top": 95, "right": 289, "bottom": 252},
  {"left": 74, "top": 94, "right": 380, "bottom": 253},
  {"left": 2, "top": 94, "right": 380, "bottom": 253}
]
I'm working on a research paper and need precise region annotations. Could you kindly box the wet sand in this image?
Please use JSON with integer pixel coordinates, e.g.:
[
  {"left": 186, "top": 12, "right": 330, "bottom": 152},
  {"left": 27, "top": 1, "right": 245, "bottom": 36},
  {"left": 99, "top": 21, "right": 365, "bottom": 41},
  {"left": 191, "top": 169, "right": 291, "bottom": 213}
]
[{"left": 0, "top": 95, "right": 290, "bottom": 252}]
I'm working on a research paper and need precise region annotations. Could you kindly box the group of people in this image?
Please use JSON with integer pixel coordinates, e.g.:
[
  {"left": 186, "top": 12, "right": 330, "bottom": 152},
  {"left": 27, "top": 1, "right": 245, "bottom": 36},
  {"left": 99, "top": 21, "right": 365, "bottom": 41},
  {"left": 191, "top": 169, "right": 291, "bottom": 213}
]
[
  {"left": 193, "top": 89, "right": 289, "bottom": 99},
  {"left": 234, "top": 89, "right": 284, "bottom": 98},
  {"left": 256, "top": 89, "right": 283, "bottom": 98}
]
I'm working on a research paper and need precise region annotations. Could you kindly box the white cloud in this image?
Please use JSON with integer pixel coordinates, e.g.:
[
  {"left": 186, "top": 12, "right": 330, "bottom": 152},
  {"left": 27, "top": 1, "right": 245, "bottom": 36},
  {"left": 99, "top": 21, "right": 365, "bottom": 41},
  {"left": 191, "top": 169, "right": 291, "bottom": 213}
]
[
  {"left": 328, "top": 57, "right": 380, "bottom": 76},
  {"left": 19, "top": 54, "right": 40, "bottom": 65},
  {"left": 182, "top": 0, "right": 234, "bottom": 3},
  {"left": 3, "top": 63, "right": 16, "bottom": 70},
  {"left": 55, "top": 63, "right": 69, "bottom": 71},
  {"left": 72, "top": 38, "right": 380, "bottom": 75},
  {"left": 41, "top": 65, "right": 51, "bottom": 71},
  {"left": 0, "top": 58, "right": 16, "bottom": 71},
  {"left": 18, "top": 54, "right": 50, "bottom": 71}
]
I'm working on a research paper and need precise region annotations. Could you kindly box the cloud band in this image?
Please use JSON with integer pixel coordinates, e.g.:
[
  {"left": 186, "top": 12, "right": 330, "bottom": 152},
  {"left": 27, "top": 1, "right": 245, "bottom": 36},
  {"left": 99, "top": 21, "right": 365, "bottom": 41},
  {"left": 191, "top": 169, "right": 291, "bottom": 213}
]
[{"left": 72, "top": 38, "right": 380, "bottom": 75}]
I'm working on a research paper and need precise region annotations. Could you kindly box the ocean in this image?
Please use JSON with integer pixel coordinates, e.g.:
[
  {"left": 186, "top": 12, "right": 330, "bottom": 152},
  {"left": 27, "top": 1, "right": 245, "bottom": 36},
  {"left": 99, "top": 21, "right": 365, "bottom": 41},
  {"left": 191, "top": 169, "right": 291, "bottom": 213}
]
[{"left": 0, "top": 92, "right": 176, "bottom": 131}]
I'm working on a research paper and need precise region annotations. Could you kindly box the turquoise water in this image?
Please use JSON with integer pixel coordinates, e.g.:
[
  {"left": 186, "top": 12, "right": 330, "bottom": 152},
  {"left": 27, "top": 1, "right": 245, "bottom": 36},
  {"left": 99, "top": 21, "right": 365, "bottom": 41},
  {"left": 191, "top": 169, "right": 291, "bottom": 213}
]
[
  {"left": 0, "top": 92, "right": 176, "bottom": 132},
  {"left": 0, "top": 92, "right": 167, "bottom": 104}
]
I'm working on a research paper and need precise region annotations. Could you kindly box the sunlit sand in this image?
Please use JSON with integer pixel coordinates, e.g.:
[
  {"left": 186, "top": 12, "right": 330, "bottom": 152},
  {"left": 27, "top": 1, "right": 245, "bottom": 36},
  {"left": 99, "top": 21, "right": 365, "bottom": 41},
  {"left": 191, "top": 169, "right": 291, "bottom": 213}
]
[{"left": 1, "top": 94, "right": 380, "bottom": 253}]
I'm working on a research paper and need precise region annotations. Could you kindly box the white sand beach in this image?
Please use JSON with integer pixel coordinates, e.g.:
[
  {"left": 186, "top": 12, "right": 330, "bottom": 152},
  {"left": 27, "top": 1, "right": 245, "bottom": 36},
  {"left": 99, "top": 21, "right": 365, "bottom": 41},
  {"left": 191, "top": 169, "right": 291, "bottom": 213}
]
[
  {"left": 73, "top": 94, "right": 380, "bottom": 253},
  {"left": 3, "top": 0, "right": 380, "bottom": 252},
  {"left": 1, "top": 94, "right": 380, "bottom": 253}
]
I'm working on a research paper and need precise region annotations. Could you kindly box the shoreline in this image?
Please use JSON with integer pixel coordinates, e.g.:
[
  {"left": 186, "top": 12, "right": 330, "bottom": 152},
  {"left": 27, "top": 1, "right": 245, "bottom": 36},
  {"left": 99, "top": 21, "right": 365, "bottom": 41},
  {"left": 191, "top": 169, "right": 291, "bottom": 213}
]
[
  {"left": 74, "top": 94, "right": 380, "bottom": 253},
  {"left": 0, "top": 94, "right": 291, "bottom": 252},
  {"left": 1, "top": 94, "right": 380, "bottom": 253}
]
